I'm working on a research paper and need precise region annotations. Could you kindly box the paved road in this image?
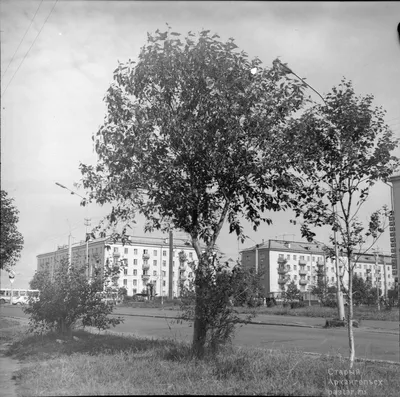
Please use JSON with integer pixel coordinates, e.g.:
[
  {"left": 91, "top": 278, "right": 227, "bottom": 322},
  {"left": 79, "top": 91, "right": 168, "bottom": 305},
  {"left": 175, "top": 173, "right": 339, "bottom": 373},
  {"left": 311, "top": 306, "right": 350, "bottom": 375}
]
[{"left": 2, "top": 305, "right": 398, "bottom": 362}]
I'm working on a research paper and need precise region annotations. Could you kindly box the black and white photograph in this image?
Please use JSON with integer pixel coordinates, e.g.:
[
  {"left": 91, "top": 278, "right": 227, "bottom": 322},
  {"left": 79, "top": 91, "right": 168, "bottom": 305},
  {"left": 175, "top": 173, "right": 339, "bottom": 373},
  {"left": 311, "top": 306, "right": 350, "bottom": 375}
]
[{"left": 1, "top": 1, "right": 400, "bottom": 395}]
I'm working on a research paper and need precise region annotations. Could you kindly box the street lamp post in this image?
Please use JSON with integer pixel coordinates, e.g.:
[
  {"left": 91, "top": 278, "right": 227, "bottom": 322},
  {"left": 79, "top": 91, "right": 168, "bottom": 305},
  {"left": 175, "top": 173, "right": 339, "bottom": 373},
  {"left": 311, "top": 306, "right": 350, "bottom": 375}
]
[
  {"left": 276, "top": 61, "right": 345, "bottom": 321},
  {"left": 55, "top": 182, "right": 88, "bottom": 274}
]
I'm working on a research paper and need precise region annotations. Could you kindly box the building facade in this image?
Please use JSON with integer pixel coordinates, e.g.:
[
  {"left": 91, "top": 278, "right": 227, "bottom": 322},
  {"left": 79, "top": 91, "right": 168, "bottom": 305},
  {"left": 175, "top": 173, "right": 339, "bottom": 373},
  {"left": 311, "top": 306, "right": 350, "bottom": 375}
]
[
  {"left": 240, "top": 239, "right": 394, "bottom": 298},
  {"left": 388, "top": 174, "right": 400, "bottom": 286},
  {"left": 37, "top": 235, "right": 198, "bottom": 298}
]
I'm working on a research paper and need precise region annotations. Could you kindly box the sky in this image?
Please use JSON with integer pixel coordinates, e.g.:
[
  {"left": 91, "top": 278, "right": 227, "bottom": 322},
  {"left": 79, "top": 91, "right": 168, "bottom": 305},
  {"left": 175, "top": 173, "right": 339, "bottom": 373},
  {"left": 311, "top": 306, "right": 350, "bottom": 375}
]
[{"left": 1, "top": 1, "right": 400, "bottom": 289}]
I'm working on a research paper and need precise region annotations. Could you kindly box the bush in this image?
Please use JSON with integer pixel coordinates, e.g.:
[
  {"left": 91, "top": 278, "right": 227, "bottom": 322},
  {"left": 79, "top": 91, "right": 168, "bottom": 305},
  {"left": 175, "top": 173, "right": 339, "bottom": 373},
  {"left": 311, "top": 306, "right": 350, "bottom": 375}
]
[
  {"left": 24, "top": 259, "right": 124, "bottom": 335},
  {"left": 290, "top": 301, "right": 306, "bottom": 309}
]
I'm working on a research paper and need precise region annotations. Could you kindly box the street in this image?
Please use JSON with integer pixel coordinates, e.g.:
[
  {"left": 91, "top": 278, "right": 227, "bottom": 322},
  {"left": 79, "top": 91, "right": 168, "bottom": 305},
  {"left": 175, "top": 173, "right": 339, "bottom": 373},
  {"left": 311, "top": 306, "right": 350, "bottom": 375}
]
[{"left": 1, "top": 305, "right": 399, "bottom": 362}]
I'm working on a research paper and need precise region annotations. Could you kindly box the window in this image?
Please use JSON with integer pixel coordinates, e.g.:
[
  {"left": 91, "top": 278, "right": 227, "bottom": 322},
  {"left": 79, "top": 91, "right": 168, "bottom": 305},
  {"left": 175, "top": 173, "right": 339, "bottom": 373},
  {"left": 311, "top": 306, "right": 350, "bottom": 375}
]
[
  {"left": 133, "top": 269, "right": 137, "bottom": 276},
  {"left": 307, "top": 276, "right": 310, "bottom": 281},
  {"left": 114, "top": 247, "right": 119, "bottom": 253},
  {"left": 124, "top": 248, "right": 128, "bottom": 254},
  {"left": 331, "top": 267, "right": 334, "bottom": 273},
  {"left": 133, "top": 280, "right": 137, "bottom": 286},
  {"left": 173, "top": 261, "right": 175, "bottom": 266},
  {"left": 294, "top": 275, "right": 297, "bottom": 280},
  {"left": 331, "top": 277, "right": 335, "bottom": 282},
  {"left": 133, "top": 259, "right": 137, "bottom": 265},
  {"left": 143, "top": 249, "right": 148, "bottom": 254},
  {"left": 124, "top": 269, "right": 128, "bottom": 275},
  {"left": 153, "top": 260, "right": 157, "bottom": 266},
  {"left": 293, "top": 255, "right": 297, "bottom": 260},
  {"left": 163, "top": 281, "right": 166, "bottom": 287},
  {"left": 307, "top": 266, "right": 310, "bottom": 271},
  {"left": 134, "top": 249, "right": 138, "bottom": 255},
  {"left": 287, "top": 265, "right": 291, "bottom": 271},
  {"left": 294, "top": 265, "right": 297, "bottom": 270},
  {"left": 153, "top": 271, "right": 157, "bottom": 276},
  {"left": 153, "top": 250, "right": 157, "bottom": 256},
  {"left": 163, "top": 250, "right": 167, "bottom": 257},
  {"left": 279, "top": 254, "right": 284, "bottom": 258},
  {"left": 132, "top": 288, "right": 137, "bottom": 294},
  {"left": 162, "top": 271, "right": 166, "bottom": 277},
  {"left": 163, "top": 260, "right": 166, "bottom": 267},
  {"left": 123, "top": 279, "right": 127, "bottom": 286},
  {"left": 300, "top": 255, "right": 304, "bottom": 260},
  {"left": 189, "top": 252, "right": 193, "bottom": 259},
  {"left": 287, "top": 255, "right": 290, "bottom": 260},
  {"left": 307, "top": 256, "right": 310, "bottom": 261},
  {"left": 312, "top": 256, "right": 315, "bottom": 261}
]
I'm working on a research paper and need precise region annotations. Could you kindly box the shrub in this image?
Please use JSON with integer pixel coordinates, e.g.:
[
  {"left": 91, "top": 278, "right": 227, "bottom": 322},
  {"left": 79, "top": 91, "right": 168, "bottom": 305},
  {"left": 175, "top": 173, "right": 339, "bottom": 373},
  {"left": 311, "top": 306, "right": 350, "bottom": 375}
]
[{"left": 24, "top": 258, "right": 124, "bottom": 335}]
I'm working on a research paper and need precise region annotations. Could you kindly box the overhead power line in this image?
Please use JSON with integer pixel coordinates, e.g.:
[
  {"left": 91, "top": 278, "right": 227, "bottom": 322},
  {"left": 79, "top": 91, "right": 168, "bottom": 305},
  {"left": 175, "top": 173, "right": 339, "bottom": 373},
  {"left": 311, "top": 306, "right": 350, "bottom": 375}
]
[
  {"left": 1, "top": 0, "right": 58, "bottom": 97},
  {"left": 1, "top": 0, "right": 44, "bottom": 80}
]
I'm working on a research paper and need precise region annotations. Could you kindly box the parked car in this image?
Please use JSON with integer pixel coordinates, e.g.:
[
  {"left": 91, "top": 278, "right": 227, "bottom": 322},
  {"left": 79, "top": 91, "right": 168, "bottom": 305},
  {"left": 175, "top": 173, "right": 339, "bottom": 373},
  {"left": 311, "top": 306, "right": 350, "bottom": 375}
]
[
  {"left": 0, "top": 296, "right": 11, "bottom": 304},
  {"left": 12, "top": 296, "right": 29, "bottom": 305}
]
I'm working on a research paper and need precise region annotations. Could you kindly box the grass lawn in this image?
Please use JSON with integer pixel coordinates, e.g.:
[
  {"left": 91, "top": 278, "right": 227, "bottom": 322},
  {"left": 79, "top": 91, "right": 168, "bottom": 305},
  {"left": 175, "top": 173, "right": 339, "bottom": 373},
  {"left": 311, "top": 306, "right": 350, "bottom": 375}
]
[
  {"left": 3, "top": 323, "right": 400, "bottom": 396},
  {"left": 239, "top": 304, "right": 400, "bottom": 322}
]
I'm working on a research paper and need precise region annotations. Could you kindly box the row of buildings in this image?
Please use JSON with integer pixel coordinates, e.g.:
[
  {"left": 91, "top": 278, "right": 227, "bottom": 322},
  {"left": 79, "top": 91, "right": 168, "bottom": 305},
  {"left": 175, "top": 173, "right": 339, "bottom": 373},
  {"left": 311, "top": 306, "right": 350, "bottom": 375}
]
[
  {"left": 36, "top": 174, "right": 400, "bottom": 299},
  {"left": 37, "top": 235, "right": 396, "bottom": 299}
]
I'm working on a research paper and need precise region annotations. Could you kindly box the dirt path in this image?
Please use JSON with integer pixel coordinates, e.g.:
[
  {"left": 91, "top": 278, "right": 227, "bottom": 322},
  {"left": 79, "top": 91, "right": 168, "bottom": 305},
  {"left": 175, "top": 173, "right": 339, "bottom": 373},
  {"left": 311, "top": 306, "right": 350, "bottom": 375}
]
[{"left": 0, "top": 342, "right": 21, "bottom": 397}]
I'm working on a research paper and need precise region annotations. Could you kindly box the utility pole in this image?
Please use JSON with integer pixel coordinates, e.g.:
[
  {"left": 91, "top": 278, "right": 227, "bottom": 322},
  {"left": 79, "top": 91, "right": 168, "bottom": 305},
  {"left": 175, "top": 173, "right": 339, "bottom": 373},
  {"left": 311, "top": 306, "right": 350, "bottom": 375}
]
[
  {"left": 84, "top": 218, "right": 91, "bottom": 278},
  {"left": 68, "top": 233, "right": 72, "bottom": 273},
  {"left": 373, "top": 249, "right": 381, "bottom": 310},
  {"left": 168, "top": 230, "right": 174, "bottom": 299},
  {"left": 333, "top": 205, "right": 345, "bottom": 321}
]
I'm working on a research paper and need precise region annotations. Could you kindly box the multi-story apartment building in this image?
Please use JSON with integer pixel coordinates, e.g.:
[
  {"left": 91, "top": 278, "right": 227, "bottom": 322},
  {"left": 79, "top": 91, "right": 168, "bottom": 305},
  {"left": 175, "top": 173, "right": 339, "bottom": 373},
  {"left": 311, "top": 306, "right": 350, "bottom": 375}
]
[
  {"left": 37, "top": 235, "right": 198, "bottom": 298},
  {"left": 240, "top": 239, "right": 394, "bottom": 298},
  {"left": 388, "top": 173, "right": 400, "bottom": 286}
]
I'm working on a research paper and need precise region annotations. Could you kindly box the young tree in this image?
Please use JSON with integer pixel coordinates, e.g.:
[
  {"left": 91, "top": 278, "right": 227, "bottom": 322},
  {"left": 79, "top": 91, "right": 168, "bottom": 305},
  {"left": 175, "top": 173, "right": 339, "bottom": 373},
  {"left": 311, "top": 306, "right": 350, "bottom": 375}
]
[
  {"left": 24, "top": 258, "right": 123, "bottom": 335},
  {"left": 79, "top": 27, "right": 310, "bottom": 358},
  {"left": 292, "top": 79, "right": 399, "bottom": 368},
  {"left": 284, "top": 280, "right": 301, "bottom": 304},
  {"left": 1, "top": 190, "right": 24, "bottom": 271}
]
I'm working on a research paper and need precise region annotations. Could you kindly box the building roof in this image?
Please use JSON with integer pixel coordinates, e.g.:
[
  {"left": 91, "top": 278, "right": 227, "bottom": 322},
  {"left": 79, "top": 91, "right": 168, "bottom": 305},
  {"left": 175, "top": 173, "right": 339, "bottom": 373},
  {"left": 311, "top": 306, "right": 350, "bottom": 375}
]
[
  {"left": 240, "top": 239, "right": 391, "bottom": 261},
  {"left": 240, "top": 239, "right": 326, "bottom": 255}
]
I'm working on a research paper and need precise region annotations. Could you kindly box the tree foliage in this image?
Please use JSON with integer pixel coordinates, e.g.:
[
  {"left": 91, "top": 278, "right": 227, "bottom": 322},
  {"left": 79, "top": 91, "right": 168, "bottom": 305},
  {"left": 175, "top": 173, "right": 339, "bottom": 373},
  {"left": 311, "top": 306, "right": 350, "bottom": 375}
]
[
  {"left": 24, "top": 259, "right": 123, "bottom": 335},
  {"left": 283, "top": 280, "right": 301, "bottom": 303},
  {"left": 78, "top": 26, "right": 311, "bottom": 358},
  {"left": 1, "top": 190, "right": 24, "bottom": 271}
]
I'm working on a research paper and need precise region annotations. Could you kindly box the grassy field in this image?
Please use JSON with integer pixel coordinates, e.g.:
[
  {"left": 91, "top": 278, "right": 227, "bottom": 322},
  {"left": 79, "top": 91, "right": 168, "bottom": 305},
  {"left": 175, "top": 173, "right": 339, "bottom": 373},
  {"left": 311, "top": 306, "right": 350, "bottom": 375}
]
[
  {"left": 3, "top": 323, "right": 400, "bottom": 396},
  {"left": 246, "top": 305, "right": 400, "bottom": 322}
]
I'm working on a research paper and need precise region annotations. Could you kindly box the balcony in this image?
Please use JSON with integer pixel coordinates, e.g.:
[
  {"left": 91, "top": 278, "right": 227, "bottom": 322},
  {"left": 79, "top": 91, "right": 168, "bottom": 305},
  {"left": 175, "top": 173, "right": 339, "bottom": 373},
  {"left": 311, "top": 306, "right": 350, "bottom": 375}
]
[
  {"left": 317, "top": 260, "right": 324, "bottom": 267},
  {"left": 277, "top": 265, "right": 290, "bottom": 275},
  {"left": 113, "top": 251, "right": 121, "bottom": 257},
  {"left": 142, "top": 274, "right": 150, "bottom": 281},
  {"left": 142, "top": 253, "right": 150, "bottom": 260},
  {"left": 142, "top": 262, "right": 150, "bottom": 270},
  {"left": 299, "top": 279, "right": 308, "bottom": 285},
  {"left": 277, "top": 257, "right": 286, "bottom": 264},
  {"left": 277, "top": 276, "right": 289, "bottom": 285},
  {"left": 299, "top": 259, "right": 306, "bottom": 265},
  {"left": 180, "top": 275, "right": 187, "bottom": 282},
  {"left": 179, "top": 263, "right": 186, "bottom": 270},
  {"left": 298, "top": 267, "right": 307, "bottom": 276}
]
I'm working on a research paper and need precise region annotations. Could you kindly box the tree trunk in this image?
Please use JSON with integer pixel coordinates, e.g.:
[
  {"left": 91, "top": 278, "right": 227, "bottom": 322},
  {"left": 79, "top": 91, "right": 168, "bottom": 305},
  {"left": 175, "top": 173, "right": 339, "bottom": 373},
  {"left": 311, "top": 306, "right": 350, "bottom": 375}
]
[
  {"left": 347, "top": 262, "right": 355, "bottom": 368},
  {"left": 192, "top": 283, "right": 207, "bottom": 359}
]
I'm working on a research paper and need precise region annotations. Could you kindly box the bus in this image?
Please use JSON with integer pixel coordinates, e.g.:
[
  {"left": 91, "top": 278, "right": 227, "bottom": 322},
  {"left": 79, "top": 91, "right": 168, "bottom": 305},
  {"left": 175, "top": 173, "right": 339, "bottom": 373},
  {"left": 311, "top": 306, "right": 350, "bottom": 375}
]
[{"left": 0, "top": 288, "right": 40, "bottom": 304}]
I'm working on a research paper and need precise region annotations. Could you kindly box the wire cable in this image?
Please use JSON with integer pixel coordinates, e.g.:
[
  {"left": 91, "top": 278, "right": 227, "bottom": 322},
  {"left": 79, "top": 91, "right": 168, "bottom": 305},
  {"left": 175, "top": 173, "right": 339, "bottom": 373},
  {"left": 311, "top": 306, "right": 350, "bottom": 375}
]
[
  {"left": 1, "top": 0, "right": 58, "bottom": 97},
  {"left": 1, "top": 0, "right": 44, "bottom": 80}
]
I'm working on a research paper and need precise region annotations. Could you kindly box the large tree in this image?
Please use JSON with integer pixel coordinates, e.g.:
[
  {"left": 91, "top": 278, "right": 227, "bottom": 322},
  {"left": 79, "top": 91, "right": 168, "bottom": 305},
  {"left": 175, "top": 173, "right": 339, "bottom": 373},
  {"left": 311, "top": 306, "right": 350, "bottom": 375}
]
[
  {"left": 1, "top": 190, "right": 24, "bottom": 271},
  {"left": 292, "top": 79, "right": 399, "bottom": 368},
  {"left": 79, "top": 27, "right": 309, "bottom": 358}
]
